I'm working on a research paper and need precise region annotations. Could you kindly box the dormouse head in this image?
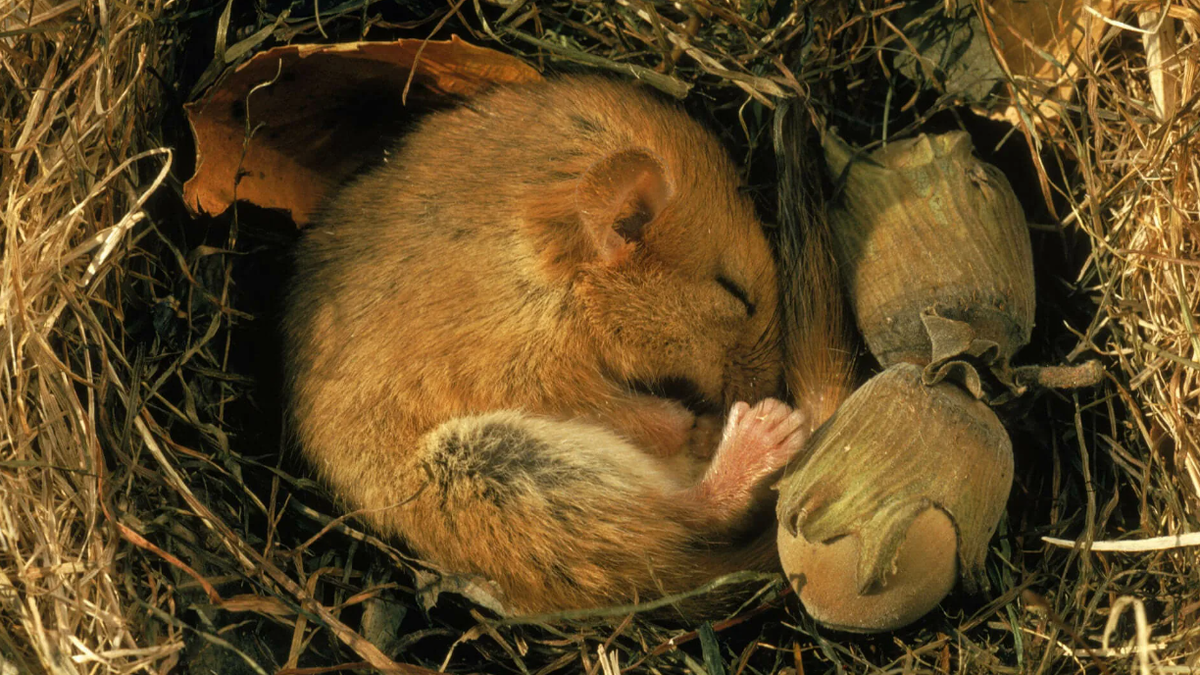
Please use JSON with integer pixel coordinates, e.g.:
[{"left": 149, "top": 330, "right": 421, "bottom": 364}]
[{"left": 564, "top": 142, "right": 784, "bottom": 414}]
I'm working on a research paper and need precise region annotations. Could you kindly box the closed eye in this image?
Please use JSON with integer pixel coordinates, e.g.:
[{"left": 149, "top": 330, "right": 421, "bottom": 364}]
[{"left": 716, "top": 275, "right": 756, "bottom": 317}]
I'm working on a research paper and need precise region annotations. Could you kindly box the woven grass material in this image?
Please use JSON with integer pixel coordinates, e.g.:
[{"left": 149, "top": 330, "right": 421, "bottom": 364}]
[
  {"left": 1, "top": 0, "right": 176, "bottom": 671},
  {"left": 1053, "top": 7, "right": 1200, "bottom": 503},
  {"left": 1, "top": 0, "right": 1197, "bottom": 673}
]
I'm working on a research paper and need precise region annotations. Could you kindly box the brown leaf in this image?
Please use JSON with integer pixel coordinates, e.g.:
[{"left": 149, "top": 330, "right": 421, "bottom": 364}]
[
  {"left": 894, "top": 0, "right": 1117, "bottom": 128},
  {"left": 980, "top": 0, "right": 1116, "bottom": 125},
  {"left": 220, "top": 592, "right": 294, "bottom": 616},
  {"left": 183, "top": 36, "right": 542, "bottom": 225}
]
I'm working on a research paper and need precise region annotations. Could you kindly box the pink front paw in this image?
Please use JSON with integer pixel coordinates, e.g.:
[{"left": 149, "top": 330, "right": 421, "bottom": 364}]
[{"left": 696, "top": 399, "right": 809, "bottom": 519}]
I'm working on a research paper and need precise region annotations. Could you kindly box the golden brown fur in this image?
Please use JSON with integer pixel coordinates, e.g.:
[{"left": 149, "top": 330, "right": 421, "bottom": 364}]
[
  {"left": 282, "top": 76, "right": 846, "bottom": 613},
  {"left": 773, "top": 101, "right": 857, "bottom": 431}
]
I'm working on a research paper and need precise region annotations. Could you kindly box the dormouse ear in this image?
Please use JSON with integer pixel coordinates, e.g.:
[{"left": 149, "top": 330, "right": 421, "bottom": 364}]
[{"left": 576, "top": 148, "right": 672, "bottom": 264}]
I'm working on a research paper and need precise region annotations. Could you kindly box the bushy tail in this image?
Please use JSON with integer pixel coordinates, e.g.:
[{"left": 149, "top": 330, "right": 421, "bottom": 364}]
[
  {"left": 366, "top": 412, "right": 781, "bottom": 616},
  {"left": 772, "top": 101, "right": 857, "bottom": 430}
]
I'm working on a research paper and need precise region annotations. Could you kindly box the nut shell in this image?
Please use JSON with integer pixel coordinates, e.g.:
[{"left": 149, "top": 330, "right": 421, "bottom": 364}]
[
  {"left": 778, "top": 508, "right": 957, "bottom": 633},
  {"left": 824, "top": 131, "right": 1035, "bottom": 393},
  {"left": 775, "top": 363, "right": 1013, "bottom": 631}
]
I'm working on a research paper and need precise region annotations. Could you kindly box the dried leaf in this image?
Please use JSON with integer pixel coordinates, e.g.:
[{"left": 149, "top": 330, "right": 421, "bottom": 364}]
[
  {"left": 183, "top": 36, "right": 542, "bottom": 225},
  {"left": 894, "top": 0, "right": 1117, "bottom": 128},
  {"left": 412, "top": 568, "right": 509, "bottom": 616},
  {"left": 220, "top": 593, "right": 295, "bottom": 617}
]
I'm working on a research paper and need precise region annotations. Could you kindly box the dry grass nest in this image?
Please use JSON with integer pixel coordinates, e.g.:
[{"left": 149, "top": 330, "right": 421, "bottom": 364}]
[{"left": 2, "top": 0, "right": 1198, "bottom": 673}]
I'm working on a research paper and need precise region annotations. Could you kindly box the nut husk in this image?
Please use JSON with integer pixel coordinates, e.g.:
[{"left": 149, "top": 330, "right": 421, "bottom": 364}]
[
  {"left": 824, "top": 131, "right": 1035, "bottom": 397},
  {"left": 775, "top": 363, "right": 1013, "bottom": 631},
  {"left": 778, "top": 507, "right": 957, "bottom": 633}
]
